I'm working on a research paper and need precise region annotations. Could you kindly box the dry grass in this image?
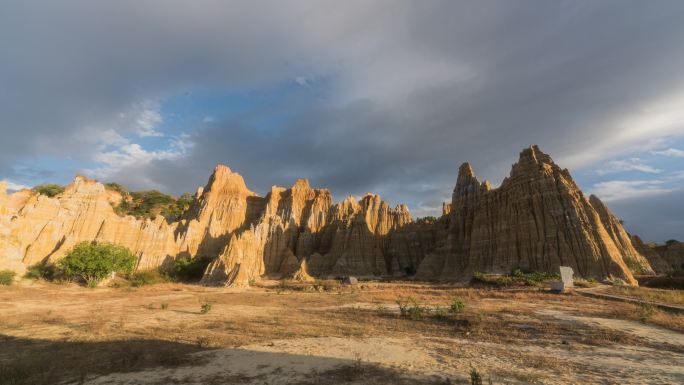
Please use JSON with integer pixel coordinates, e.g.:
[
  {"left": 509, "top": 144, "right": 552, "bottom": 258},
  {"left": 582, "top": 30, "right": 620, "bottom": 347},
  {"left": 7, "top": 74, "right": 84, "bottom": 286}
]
[
  {"left": 0, "top": 281, "right": 682, "bottom": 384},
  {"left": 602, "top": 285, "right": 684, "bottom": 306}
]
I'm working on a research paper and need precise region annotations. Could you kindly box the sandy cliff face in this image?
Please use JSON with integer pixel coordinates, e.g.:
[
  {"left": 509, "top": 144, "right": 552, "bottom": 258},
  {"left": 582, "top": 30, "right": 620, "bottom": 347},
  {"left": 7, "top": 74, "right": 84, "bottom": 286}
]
[
  {"left": 0, "top": 145, "right": 654, "bottom": 286},
  {"left": 0, "top": 177, "right": 180, "bottom": 272},
  {"left": 416, "top": 146, "right": 638, "bottom": 284},
  {"left": 201, "top": 179, "right": 416, "bottom": 286},
  {"left": 589, "top": 195, "right": 655, "bottom": 275}
]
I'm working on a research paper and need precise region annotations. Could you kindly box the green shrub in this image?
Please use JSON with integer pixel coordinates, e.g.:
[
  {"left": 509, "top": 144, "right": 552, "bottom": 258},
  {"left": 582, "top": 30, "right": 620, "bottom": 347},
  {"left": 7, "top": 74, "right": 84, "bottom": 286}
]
[
  {"left": 0, "top": 270, "right": 16, "bottom": 286},
  {"left": 449, "top": 298, "right": 466, "bottom": 314},
  {"left": 58, "top": 242, "right": 137, "bottom": 286},
  {"left": 31, "top": 184, "right": 64, "bottom": 197},
  {"left": 473, "top": 269, "right": 559, "bottom": 286},
  {"left": 104, "top": 182, "right": 129, "bottom": 195},
  {"left": 161, "top": 303, "right": 169, "bottom": 310},
  {"left": 111, "top": 188, "right": 195, "bottom": 221},
  {"left": 470, "top": 368, "right": 483, "bottom": 385},
  {"left": 169, "top": 256, "right": 213, "bottom": 282},
  {"left": 129, "top": 271, "right": 166, "bottom": 287},
  {"left": 415, "top": 216, "right": 438, "bottom": 224},
  {"left": 397, "top": 297, "right": 429, "bottom": 320},
  {"left": 200, "top": 303, "right": 212, "bottom": 314},
  {"left": 24, "top": 263, "right": 55, "bottom": 280}
]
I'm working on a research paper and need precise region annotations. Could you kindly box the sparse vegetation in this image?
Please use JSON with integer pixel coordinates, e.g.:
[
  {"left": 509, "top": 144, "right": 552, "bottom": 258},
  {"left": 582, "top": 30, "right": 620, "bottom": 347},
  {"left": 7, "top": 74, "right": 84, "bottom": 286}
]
[
  {"left": 472, "top": 268, "right": 559, "bottom": 287},
  {"left": 0, "top": 270, "right": 16, "bottom": 286},
  {"left": 169, "top": 256, "right": 213, "bottom": 282},
  {"left": 31, "top": 184, "right": 65, "bottom": 197},
  {"left": 200, "top": 303, "right": 212, "bottom": 314},
  {"left": 24, "top": 263, "right": 56, "bottom": 281},
  {"left": 58, "top": 242, "right": 137, "bottom": 286},
  {"left": 637, "top": 303, "right": 657, "bottom": 322},
  {"left": 396, "top": 297, "right": 468, "bottom": 322},
  {"left": 1, "top": 282, "right": 683, "bottom": 384},
  {"left": 397, "top": 297, "right": 430, "bottom": 320},
  {"left": 128, "top": 271, "right": 167, "bottom": 287},
  {"left": 602, "top": 285, "right": 684, "bottom": 306},
  {"left": 449, "top": 298, "right": 466, "bottom": 314},
  {"left": 108, "top": 184, "right": 195, "bottom": 221},
  {"left": 415, "top": 216, "right": 438, "bottom": 224},
  {"left": 470, "top": 368, "right": 483, "bottom": 385}
]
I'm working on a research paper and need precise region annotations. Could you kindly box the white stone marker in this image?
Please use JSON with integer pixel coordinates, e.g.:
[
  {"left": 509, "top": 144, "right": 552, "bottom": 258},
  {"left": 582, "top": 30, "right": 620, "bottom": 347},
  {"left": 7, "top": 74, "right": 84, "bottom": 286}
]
[{"left": 551, "top": 266, "right": 574, "bottom": 292}]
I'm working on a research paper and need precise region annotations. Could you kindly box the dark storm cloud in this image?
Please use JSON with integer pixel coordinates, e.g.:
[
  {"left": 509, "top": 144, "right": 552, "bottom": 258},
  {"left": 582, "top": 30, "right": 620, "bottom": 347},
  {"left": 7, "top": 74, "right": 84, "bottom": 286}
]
[
  {"left": 608, "top": 190, "right": 684, "bottom": 243},
  {"left": 2, "top": 1, "right": 684, "bottom": 234}
]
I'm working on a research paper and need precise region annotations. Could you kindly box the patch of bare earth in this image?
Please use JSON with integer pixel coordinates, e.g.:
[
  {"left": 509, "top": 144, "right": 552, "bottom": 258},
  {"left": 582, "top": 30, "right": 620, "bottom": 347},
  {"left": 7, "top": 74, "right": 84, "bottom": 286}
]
[{"left": 0, "top": 281, "right": 682, "bottom": 384}]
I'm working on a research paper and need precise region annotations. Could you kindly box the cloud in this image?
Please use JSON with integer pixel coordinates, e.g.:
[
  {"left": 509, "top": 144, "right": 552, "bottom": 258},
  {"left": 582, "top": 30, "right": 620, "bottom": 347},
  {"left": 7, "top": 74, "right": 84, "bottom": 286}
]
[
  {"left": 595, "top": 158, "right": 662, "bottom": 175},
  {"left": 4, "top": 180, "right": 29, "bottom": 191},
  {"left": 87, "top": 136, "right": 192, "bottom": 188},
  {"left": 652, "top": 148, "right": 684, "bottom": 157},
  {"left": 1, "top": 1, "right": 684, "bottom": 238},
  {"left": 132, "top": 102, "right": 164, "bottom": 137},
  {"left": 607, "top": 189, "right": 684, "bottom": 242},
  {"left": 590, "top": 180, "right": 673, "bottom": 202}
]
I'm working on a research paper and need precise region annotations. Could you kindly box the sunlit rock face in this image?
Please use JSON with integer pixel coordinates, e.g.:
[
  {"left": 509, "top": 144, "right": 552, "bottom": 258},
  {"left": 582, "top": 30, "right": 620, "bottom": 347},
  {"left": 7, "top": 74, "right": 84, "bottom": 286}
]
[
  {"left": 0, "top": 145, "right": 651, "bottom": 286},
  {"left": 416, "top": 146, "right": 638, "bottom": 285}
]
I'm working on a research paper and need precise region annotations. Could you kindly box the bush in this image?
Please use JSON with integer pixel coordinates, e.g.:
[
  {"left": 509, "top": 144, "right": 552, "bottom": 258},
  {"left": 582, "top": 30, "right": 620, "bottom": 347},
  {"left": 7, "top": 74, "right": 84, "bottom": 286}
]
[
  {"left": 200, "top": 303, "right": 212, "bottom": 314},
  {"left": 169, "top": 256, "right": 213, "bottom": 282},
  {"left": 0, "top": 270, "right": 16, "bottom": 286},
  {"left": 59, "top": 242, "right": 137, "bottom": 286},
  {"left": 449, "top": 298, "right": 466, "bottom": 314},
  {"left": 473, "top": 269, "right": 559, "bottom": 287},
  {"left": 111, "top": 187, "right": 195, "bottom": 221},
  {"left": 397, "top": 297, "right": 429, "bottom": 320},
  {"left": 31, "top": 184, "right": 65, "bottom": 197},
  {"left": 24, "top": 263, "right": 55, "bottom": 280},
  {"left": 128, "top": 271, "right": 166, "bottom": 287},
  {"left": 470, "top": 368, "right": 483, "bottom": 385}
]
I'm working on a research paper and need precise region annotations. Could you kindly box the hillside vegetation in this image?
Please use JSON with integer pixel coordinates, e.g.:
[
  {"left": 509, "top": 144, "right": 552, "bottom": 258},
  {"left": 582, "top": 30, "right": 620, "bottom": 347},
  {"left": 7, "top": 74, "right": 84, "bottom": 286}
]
[{"left": 105, "top": 182, "right": 194, "bottom": 221}]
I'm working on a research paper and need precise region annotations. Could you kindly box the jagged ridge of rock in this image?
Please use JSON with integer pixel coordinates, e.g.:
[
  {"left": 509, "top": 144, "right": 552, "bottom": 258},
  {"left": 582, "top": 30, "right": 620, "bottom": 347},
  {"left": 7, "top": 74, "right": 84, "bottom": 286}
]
[
  {"left": 0, "top": 145, "right": 658, "bottom": 286},
  {"left": 630, "top": 235, "right": 673, "bottom": 274},
  {"left": 416, "top": 146, "right": 639, "bottom": 285},
  {"left": 655, "top": 241, "right": 684, "bottom": 272}
]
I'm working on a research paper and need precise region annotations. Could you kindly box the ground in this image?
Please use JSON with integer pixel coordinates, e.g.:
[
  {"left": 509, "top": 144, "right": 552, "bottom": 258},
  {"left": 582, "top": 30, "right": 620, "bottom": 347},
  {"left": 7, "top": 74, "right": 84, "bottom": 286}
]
[{"left": 0, "top": 280, "right": 683, "bottom": 385}]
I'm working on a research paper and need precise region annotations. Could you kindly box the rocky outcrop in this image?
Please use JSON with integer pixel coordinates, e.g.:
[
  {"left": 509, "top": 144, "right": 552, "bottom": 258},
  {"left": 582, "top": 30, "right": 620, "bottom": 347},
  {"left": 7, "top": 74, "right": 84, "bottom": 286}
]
[
  {"left": 417, "top": 146, "right": 638, "bottom": 285},
  {"left": 656, "top": 241, "right": 684, "bottom": 272},
  {"left": 202, "top": 179, "right": 415, "bottom": 286},
  {"left": 589, "top": 195, "right": 654, "bottom": 275},
  {"left": 0, "top": 177, "right": 180, "bottom": 272},
  {"left": 630, "top": 235, "right": 672, "bottom": 274},
  {"left": 0, "top": 145, "right": 653, "bottom": 286}
]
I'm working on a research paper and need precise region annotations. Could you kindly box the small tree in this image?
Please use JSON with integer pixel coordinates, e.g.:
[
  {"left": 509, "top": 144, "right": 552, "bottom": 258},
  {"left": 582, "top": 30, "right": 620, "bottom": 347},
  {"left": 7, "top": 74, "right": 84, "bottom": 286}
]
[
  {"left": 0, "top": 270, "right": 16, "bottom": 286},
  {"left": 32, "top": 184, "right": 65, "bottom": 197},
  {"left": 59, "top": 242, "right": 136, "bottom": 286}
]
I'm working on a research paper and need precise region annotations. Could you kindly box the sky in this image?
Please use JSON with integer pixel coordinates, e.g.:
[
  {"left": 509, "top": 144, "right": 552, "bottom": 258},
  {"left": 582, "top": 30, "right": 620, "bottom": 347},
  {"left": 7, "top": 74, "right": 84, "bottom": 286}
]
[{"left": 1, "top": 1, "right": 683, "bottom": 242}]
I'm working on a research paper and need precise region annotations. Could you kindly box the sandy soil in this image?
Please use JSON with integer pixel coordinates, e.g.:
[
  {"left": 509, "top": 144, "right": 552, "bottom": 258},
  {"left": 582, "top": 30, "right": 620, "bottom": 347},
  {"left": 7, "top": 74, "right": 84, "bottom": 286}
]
[{"left": 0, "top": 281, "right": 682, "bottom": 384}]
